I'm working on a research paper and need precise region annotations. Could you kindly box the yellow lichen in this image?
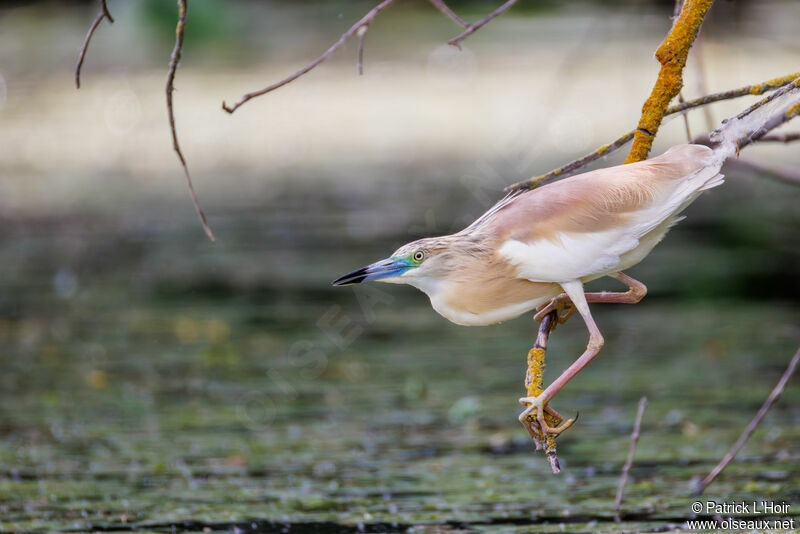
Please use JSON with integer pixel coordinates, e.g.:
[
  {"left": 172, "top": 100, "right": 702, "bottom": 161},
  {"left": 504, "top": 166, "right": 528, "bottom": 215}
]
[
  {"left": 625, "top": 0, "right": 714, "bottom": 164},
  {"left": 748, "top": 73, "right": 800, "bottom": 95},
  {"left": 524, "top": 347, "right": 561, "bottom": 451}
]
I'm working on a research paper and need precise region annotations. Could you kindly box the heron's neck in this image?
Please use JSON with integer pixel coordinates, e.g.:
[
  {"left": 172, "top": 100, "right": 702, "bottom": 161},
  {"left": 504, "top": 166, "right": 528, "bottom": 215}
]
[{"left": 402, "top": 275, "right": 444, "bottom": 297}]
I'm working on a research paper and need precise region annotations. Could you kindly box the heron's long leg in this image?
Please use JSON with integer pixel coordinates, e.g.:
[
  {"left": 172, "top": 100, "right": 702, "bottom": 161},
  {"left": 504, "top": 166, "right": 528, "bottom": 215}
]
[
  {"left": 584, "top": 272, "right": 647, "bottom": 304},
  {"left": 520, "top": 280, "right": 603, "bottom": 435},
  {"left": 539, "top": 280, "right": 604, "bottom": 404},
  {"left": 534, "top": 272, "right": 646, "bottom": 322}
]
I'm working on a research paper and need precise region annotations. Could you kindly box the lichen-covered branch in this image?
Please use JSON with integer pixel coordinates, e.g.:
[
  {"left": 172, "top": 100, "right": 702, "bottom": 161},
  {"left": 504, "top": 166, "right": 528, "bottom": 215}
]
[
  {"left": 74, "top": 0, "right": 114, "bottom": 89},
  {"left": 222, "top": 0, "right": 397, "bottom": 114},
  {"left": 522, "top": 311, "right": 563, "bottom": 474},
  {"left": 506, "top": 132, "right": 635, "bottom": 192},
  {"left": 448, "top": 0, "right": 520, "bottom": 49},
  {"left": 721, "top": 77, "right": 800, "bottom": 151},
  {"left": 624, "top": 0, "right": 714, "bottom": 163},
  {"left": 506, "top": 72, "right": 800, "bottom": 192},
  {"left": 724, "top": 77, "right": 800, "bottom": 143},
  {"left": 167, "top": 0, "right": 215, "bottom": 241}
]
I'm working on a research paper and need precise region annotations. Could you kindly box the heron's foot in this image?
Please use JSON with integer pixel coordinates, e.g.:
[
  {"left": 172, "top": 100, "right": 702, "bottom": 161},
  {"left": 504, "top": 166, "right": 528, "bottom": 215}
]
[
  {"left": 518, "top": 395, "right": 577, "bottom": 436},
  {"left": 535, "top": 294, "right": 575, "bottom": 324}
]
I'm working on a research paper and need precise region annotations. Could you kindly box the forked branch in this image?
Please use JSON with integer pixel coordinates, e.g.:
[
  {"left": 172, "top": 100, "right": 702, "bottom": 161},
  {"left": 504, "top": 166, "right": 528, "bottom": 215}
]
[
  {"left": 75, "top": 0, "right": 114, "bottom": 89},
  {"left": 222, "top": 0, "right": 397, "bottom": 114},
  {"left": 448, "top": 0, "right": 521, "bottom": 49},
  {"left": 222, "top": 0, "right": 521, "bottom": 113}
]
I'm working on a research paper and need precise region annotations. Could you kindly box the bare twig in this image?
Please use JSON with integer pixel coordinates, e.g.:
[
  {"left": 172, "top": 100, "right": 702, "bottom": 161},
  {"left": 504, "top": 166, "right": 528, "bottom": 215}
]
[
  {"left": 695, "top": 345, "right": 800, "bottom": 495},
  {"left": 624, "top": 0, "right": 714, "bottom": 163},
  {"left": 75, "top": 0, "right": 114, "bottom": 89},
  {"left": 672, "top": 0, "right": 693, "bottom": 142},
  {"left": 506, "top": 72, "right": 800, "bottom": 191},
  {"left": 167, "top": 0, "right": 215, "bottom": 241},
  {"left": 672, "top": 0, "right": 684, "bottom": 20},
  {"left": 448, "top": 0, "right": 521, "bottom": 49},
  {"left": 356, "top": 25, "right": 368, "bottom": 76},
  {"left": 428, "top": 0, "right": 469, "bottom": 27},
  {"left": 729, "top": 156, "right": 800, "bottom": 187},
  {"left": 222, "top": 0, "right": 397, "bottom": 114},
  {"left": 758, "top": 132, "right": 800, "bottom": 143},
  {"left": 678, "top": 93, "right": 693, "bottom": 142},
  {"left": 692, "top": 29, "right": 715, "bottom": 130},
  {"left": 614, "top": 396, "right": 648, "bottom": 521}
]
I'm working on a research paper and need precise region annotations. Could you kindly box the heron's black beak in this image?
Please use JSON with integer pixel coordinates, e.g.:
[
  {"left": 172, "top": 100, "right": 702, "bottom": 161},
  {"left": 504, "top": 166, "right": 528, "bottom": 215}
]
[{"left": 332, "top": 257, "right": 410, "bottom": 286}]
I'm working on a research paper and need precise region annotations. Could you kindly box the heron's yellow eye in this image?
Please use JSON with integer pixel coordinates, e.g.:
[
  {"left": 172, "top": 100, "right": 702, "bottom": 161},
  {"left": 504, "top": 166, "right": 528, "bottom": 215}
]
[{"left": 413, "top": 250, "right": 425, "bottom": 262}]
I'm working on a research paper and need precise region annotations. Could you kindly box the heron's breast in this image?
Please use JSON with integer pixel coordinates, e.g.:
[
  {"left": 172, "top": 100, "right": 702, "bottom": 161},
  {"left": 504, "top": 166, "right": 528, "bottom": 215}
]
[{"left": 430, "top": 276, "right": 560, "bottom": 326}]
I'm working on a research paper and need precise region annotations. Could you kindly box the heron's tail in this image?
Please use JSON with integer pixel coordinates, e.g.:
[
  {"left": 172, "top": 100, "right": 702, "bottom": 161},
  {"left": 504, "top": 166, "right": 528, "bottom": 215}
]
[{"left": 708, "top": 81, "right": 800, "bottom": 166}]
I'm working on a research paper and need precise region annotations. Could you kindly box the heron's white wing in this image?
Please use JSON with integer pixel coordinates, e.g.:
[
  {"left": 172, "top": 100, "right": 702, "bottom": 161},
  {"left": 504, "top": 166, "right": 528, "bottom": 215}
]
[{"left": 491, "top": 144, "right": 722, "bottom": 282}]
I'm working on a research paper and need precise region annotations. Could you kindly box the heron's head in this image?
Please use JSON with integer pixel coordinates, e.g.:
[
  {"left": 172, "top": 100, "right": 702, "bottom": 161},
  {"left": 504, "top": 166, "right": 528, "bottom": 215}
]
[{"left": 332, "top": 236, "right": 461, "bottom": 291}]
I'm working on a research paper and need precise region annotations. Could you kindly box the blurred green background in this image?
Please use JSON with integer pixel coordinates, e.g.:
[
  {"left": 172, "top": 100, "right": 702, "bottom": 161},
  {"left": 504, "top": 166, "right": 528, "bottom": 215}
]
[{"left": 0, "top": 1, "right": 798, "bottom": 532}]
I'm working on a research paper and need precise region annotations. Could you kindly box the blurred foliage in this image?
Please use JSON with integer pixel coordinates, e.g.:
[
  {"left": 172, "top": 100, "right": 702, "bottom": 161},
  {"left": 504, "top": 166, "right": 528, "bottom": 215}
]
[{"left": 137, "top": 0, "right": 238, "bottom": 51}]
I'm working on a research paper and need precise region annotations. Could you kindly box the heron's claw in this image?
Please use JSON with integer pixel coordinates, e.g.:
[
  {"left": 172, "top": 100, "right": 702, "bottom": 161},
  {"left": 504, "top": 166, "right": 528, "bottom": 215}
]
[
  {"left": 518, "top": 395, "right": 576, "bottom": 436},
  {"left": 534, "top": 294, "right": 575, "bottom": 324}
]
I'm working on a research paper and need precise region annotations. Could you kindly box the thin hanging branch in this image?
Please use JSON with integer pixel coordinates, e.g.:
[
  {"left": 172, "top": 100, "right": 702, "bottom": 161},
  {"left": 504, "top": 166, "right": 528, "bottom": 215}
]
[
  {"left": 448, "top": 0, "right": 520, "bottom": 49},
  {"left": 75, "top": 0, "right": 114, "bottom": 89},
  {"left": 167, "top": 0, "right": 215, "bottom": 241},
  {"left": 678, "top": 93, "right": 693, "bottom": 142},
  {"left": 691, "top": 30, "right": 715, "bottom": 130},
  {"left": 614, "top": 396, "right": 648, "bottom": 521},
  {"left": 624, "top": 0, "right": 714, "bottom": 163},
  {"left": 695, "top": 346, "right": 800, "bottom": 495},
  {"left": 222, "top": 0, "right": 397, "bottom": 114},
  {"left": 505, "top": 72, "right": 800, "bottom": 191}
]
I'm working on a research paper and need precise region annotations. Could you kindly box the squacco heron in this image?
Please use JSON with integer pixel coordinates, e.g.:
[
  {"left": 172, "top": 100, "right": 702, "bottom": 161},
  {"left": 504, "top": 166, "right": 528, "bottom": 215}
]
[{"left": 334, "top": 144, "right": 723, "bottom": 435}]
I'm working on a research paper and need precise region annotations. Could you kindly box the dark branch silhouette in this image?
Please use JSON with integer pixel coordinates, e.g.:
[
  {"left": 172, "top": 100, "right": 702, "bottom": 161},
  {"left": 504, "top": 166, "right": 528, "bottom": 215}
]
[
  {"left": 167, "top": 0, "right": 215, "bottom": 241},
  {"left": 222, "top": 0, "right": 398, "bottom": 114},
  {"left": 428, "top": 0, "right": 468, "bottom": 27},
  {"left": 695, "top": 346, "right": 800, "bottom": 495},
  {"left": 614, "top": 397, "right": 648, "bottom": 521},
  {"left": 448, "top": 0, "right": 521, "bottom": 49},
  {"left": 75, "top": 0, "right": 114, "bottom": 89}
]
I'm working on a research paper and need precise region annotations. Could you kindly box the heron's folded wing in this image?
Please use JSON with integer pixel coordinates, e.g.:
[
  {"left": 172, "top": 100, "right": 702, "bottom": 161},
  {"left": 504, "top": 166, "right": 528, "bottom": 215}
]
[{"left": 490, "top": 144, "right": 722, "bottom": 282}]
